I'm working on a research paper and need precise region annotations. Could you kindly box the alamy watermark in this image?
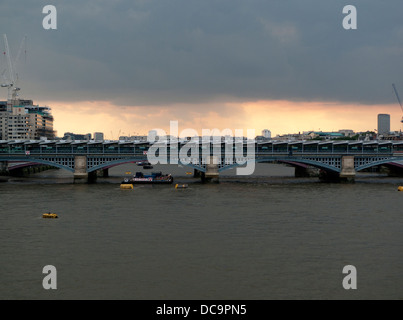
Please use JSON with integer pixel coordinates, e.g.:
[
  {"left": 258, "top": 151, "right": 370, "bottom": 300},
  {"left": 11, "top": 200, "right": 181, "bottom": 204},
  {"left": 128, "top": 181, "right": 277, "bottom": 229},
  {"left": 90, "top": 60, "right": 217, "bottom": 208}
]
[
  {"left": 146, "top": 121, "right": 256, "bottom": 175},
  {"left": 42, "top": 5, "right": 357, "bottom": 31},
  {"left": 42, "top": 265, "right": 57, "bottom": 290},
  {"left": 342, "top": 5, "right": 357, "bottom": 30},
  {"left": 342, "top": 265, "right": 357, "bottom": 290},
  {"left": 42, "top": 5, "right": 57, "bottom": 30}
]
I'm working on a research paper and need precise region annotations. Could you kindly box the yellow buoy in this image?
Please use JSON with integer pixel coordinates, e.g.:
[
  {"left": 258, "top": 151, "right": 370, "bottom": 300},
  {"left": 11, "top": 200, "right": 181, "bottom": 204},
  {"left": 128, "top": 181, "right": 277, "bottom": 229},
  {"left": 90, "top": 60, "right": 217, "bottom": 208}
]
[
  {"left": 398, "top": 186, "right": 403, "bottom": 192},
  {"left": 175, "top": 184, "right": 188, "bottom": 189},
  {"left": 185, "top": 172, "right": 192, "bottom": 175},
  {"left": 43, "top": 213, "right": 58, "bottom": 219},
  {"left": 120, "top": 184, "right": 133, "bottom": 189}
]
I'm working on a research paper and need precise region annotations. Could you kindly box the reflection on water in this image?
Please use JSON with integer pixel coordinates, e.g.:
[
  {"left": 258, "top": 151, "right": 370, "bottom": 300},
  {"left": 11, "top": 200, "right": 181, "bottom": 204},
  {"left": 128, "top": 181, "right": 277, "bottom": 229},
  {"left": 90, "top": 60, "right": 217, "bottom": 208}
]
[{"left": 0, "top": 163, "right": 402, "bottom": 299}]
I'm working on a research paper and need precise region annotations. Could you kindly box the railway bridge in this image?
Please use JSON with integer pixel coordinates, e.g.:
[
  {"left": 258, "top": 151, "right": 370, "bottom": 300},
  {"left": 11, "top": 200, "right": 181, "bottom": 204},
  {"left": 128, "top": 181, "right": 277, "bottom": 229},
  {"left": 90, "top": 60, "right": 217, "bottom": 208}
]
[{"left": 1, "top": 139, "right": 403, "bottom": 182}]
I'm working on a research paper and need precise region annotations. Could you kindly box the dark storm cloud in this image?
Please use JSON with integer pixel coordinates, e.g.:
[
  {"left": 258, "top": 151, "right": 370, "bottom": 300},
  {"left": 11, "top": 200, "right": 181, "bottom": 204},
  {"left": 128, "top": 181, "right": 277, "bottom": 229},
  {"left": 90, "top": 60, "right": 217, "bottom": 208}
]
[{"left": 1, "top": 0, "right": 403, "bottom": 105}]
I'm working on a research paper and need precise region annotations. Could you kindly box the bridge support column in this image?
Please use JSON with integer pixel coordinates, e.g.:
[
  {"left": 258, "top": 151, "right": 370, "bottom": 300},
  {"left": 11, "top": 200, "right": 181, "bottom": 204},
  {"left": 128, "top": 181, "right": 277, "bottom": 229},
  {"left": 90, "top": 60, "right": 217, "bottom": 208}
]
[
  {"left": 339, "top": 156, "right": 356, "bottom": 182},
  {"left": 74, "top": 155, "right": 89, "bottom": 183},
  {"left": 203, "top": 156, "right": 219, "bottom": 183}
]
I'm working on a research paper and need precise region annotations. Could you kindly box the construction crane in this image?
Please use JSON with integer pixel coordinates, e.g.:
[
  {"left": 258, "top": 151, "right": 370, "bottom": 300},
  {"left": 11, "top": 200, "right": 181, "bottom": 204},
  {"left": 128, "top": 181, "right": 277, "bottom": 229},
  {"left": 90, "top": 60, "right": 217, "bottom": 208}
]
[
  {"left": 1, "top": 34, "right": 27, "bottom": 106},
  {"left": 392, "top": 83, "right": 403, "bottom": 123}
]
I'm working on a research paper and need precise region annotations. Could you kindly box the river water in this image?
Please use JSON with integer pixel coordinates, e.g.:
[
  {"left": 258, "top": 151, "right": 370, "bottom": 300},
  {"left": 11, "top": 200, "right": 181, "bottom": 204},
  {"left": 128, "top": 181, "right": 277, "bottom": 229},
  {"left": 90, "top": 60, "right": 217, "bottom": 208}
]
[{"left": 0, "top": 163, "right": 402, "bottom": 299}]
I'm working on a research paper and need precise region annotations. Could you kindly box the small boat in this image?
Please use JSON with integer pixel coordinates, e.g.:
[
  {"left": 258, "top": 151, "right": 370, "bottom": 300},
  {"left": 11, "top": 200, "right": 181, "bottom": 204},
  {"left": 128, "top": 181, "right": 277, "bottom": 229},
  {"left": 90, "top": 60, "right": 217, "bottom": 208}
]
[
  {"left": 121, "top": 171, "right": 173, "bottom": 184},
  {"left": 143, "top": 165, "right": 153, "bottom": 169},
  {"left": 137, "top": 161, "right": 151, "bottom": 166}
]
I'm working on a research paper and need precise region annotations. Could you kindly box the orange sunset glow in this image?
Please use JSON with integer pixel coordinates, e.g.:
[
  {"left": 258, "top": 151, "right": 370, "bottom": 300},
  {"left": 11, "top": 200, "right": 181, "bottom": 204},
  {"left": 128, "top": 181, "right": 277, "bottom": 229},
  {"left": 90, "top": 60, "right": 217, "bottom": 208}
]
[{"left": 47, "top": 99, "right": 402, "bottom": 139}]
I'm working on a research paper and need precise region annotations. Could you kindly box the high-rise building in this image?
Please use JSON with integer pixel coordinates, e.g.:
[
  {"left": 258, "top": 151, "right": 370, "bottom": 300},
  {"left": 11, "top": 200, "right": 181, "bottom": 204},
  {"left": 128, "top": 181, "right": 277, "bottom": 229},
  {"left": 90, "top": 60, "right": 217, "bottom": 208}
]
[
  {"left": 0, "top": 35, "right": 55, "bottom": 140},
  {"left": 377, "top": 114, "right": 390, "bottom": 136},
  {"left": 0, "top": 99, "right": 55, "bottom": 140},
  {"left": 94, "top": 132, "right": 104, "bottom": 141},
  {"left": 262, "top": 129, "right": 271, "bottom": 139}
]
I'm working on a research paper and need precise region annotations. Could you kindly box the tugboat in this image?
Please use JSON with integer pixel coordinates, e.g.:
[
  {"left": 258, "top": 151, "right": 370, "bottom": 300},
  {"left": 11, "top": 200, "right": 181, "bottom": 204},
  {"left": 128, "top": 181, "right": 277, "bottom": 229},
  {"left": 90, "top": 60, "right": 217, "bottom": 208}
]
[{"left": 121, "top": 171, "right": 173, "bottom": 184}]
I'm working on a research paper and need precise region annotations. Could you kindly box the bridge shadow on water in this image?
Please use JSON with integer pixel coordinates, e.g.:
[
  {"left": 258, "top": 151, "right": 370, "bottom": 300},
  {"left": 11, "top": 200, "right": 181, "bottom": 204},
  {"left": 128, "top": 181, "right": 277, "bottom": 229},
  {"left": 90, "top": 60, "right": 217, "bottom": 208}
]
[{"left": 2, "top": 162, "right": 402, "bottom": 186}]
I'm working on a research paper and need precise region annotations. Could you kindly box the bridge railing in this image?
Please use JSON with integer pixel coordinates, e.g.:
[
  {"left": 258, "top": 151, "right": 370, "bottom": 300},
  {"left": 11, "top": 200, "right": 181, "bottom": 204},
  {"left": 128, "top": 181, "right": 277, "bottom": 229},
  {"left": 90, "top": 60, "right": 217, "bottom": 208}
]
[
  {"left": 0, "top": 149, "right": 396, "bottom": 156},
  {"left": 0, "top": 141, "right": 400, "bottom": 156}
]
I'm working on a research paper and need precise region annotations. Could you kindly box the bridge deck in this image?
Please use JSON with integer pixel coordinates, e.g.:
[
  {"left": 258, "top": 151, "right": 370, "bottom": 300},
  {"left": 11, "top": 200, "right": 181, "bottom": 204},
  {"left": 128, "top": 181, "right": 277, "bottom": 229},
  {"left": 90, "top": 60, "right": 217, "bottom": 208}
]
[{"left": 1, "top": 140, "right": 403, "bottom": 174}]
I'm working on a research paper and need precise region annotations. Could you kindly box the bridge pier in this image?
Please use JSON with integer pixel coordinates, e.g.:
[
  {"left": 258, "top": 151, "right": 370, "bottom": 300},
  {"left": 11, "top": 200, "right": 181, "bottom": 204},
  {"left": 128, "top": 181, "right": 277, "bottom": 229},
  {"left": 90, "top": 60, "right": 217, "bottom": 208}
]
[
  {"left": 74, "top": 155, "right": 89, "bottom": 183},
  {"left": 202, "top": 156, "right": 219, "bottom": 183},
  {"left": 339, "top": 156, "right": 356, "bottom": 182}
]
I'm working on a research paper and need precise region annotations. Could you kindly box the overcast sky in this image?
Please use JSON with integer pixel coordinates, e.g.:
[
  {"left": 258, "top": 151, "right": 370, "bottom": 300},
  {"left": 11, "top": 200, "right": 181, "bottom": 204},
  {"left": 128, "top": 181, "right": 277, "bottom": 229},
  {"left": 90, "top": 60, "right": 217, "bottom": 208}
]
[{"left": 1, "top": 0, "right": 403, "bottom": 136}]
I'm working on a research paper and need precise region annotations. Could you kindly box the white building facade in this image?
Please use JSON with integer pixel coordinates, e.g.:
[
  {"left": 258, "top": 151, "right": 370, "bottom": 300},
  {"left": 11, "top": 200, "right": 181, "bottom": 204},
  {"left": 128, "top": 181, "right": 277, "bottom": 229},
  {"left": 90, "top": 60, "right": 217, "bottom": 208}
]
[{"left": 0, "top": 99, "right": 54, "bottom": 140}]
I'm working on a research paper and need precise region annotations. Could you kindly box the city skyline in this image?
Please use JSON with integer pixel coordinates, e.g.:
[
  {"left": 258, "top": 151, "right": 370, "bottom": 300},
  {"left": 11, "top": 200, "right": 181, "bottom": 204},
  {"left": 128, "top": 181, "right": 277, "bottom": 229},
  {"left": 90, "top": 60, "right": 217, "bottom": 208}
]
[
  {"left": 1, "top": 1, "right": 403, "bottom": 139},
  {"left": 46, "top": 99, "right": 402, "bottom": 139}
]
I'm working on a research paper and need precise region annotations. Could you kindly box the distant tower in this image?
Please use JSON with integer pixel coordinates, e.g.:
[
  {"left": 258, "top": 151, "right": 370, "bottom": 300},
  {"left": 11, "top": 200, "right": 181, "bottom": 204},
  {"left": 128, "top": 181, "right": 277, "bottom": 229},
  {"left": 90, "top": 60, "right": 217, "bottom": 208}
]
[
  {"left": 148, "top": 129, "right": 158, "bottom": 141},
  {"left": 94, "top": 132, "right": 104, "bottom": 141},
  {"left": 377, "top": 114, "right": 390, "bottom": 136},
  {"left": 262, "top": 129, "right": 271, "bottom": 139}
]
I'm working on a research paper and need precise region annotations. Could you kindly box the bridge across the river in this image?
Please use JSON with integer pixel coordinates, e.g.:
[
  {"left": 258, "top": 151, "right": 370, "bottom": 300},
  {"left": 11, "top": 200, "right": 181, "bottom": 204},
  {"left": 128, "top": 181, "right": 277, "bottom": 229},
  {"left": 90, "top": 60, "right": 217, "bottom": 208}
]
[{"left": 1, "top": 139, "right": 403, "bottom": 182}]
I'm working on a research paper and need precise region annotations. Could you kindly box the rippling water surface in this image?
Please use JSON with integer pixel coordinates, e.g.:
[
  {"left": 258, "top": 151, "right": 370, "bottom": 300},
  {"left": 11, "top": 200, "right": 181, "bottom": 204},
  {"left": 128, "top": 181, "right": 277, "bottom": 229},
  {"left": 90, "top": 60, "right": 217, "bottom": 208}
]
[{"left": 1, "top": 164, "right": 402, "bottom": 299}]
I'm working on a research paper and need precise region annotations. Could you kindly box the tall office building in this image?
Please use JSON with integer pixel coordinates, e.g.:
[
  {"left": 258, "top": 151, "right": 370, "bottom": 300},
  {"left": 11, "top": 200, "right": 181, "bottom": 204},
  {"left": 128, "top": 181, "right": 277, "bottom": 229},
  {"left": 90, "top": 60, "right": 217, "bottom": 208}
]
[
  {"left": 377, "top": 114, "right": 390, "bottom": 136},
  {"left": 262, "top": 129, "right": 271, "bottom": 139},
  {"left": 0, "top": 99, "right": 55, "bottom": 140},
  {"left": 94, "top": 132, "right": 104, "bottom": 141}
]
